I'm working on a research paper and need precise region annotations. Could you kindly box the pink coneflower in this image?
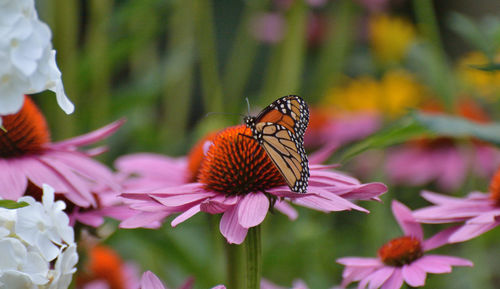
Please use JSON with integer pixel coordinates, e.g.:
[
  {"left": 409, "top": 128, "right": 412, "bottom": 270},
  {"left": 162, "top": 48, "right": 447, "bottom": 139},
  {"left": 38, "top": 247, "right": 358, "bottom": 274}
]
[
  {"left": 385, "top": 99, "right": 500, "bottom": 191},
  {"left": 337, "top": 200, "right": 472, "bottom": 289},
  {"left": 305, "top": 107, "right": 380, "bottom": 149},
  {"left": 114, "top": 131, "right": 218, "bottom": 229},
  {"left": 140, "top": 271, "right": 224, "bottom": 289},
  {"left": 0, "top": 95, "right": 123, "bottom": 226},
  {"left": 413, "top": 167, "right": 500, "bottom": 243},
  {"left": 121, "top": 125, "right": 387, "bottom": 244}
]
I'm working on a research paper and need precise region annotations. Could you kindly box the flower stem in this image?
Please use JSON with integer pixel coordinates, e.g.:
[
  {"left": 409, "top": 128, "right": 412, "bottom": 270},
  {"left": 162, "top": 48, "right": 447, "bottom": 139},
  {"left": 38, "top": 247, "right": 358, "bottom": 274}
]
[
  {"left": 412, "top": 0, "right": 455, "bottom": 111},
  {"left": 245, "top": 226, "right": 262, "bottom": 289},
  {"left": 225, "top": 242, "right": 244, "bottom": 289}
]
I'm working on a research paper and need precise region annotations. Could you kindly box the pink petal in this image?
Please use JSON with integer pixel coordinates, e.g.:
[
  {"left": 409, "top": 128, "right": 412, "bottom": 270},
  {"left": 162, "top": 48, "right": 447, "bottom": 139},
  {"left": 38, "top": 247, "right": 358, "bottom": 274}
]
[
  {"left": 423, "top": 226, "right": 460, "bottom": 251},
  {"left": 336, "top": 257, "right": 382, "bottom": 267},
  {"left": 274, "top": 200, "right": 298, "bottom": 220},
  {"left": 435, "top": 148, "right": 466, "bottom": 191},
  {"left": 419, "top": 255, "right": 473, "bottom": 268},
  {"left": 391, "top": 201, "right": 422, "bottom": 240},
  {"left": 51, "top": 119, "right": 125, "bottom": 149},
  {"left": 152, "top": 191, "right": 213, "bottom": 207},
  {"left": 37, "top": 156, "right": 96, "bottom": 207},
  {"left": 140, "top": 271, "right": 166, "bottom": 289},
  {"left": 338, "top": 183, "right": 387, "bottom": 200},
  {"left": 115, "top": 153, "right": 187, "bottom": 182},
  {"left": 295, "top": 188, "right": 368, "bottom": 212},
  {"left": 0, "top": 159, "right": 28, "bottom": 200},
  {"left": 380, "top": 268, "right": 403, "bottom": 289},
  {"left": 120, "top": 211, "right": 170, "bottom": 229},
  {"left": 449, "top": 221, "right": 500, "bottom": 243},
  {"left": 420, "top": 190, "right": 465, "bottom": 205},
  {"left": 402, "top": 264, "right": 426, "bottom": 287},
  {"left": 46, "top": 151, "right": 119, "bottom": 192},
  {"left": 200, "top": 196, "right": 239, "bottom": 214},
  {"left": 366, "top": 267, "right": 395, "bottom": 289},
  {"left": 413, "top": 256, "right": 452, "bottom": 274},
  {"left": 171, "top": 204, "right": 201, "bottom": 227},
  {"left": 220, "top": 206, "right": 248, "bottom": 244},
  {"left": 308, "top": 143, "right": 339, "bottom": 164},
  {"left": 237, "top": 192, "right": 269, "bottom": 228}
]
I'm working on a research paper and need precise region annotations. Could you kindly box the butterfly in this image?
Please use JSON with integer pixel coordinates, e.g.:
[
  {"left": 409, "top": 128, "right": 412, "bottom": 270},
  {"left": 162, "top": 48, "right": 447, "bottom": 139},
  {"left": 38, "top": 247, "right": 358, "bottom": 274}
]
[{"left": 244, "top": 95, "right": 309, "bottom": 193}]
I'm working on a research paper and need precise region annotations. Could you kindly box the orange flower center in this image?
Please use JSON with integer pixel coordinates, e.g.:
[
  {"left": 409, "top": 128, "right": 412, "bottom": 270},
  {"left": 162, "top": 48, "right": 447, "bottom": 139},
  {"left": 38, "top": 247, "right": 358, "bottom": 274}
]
[
  {"left": 0, "top": 96, "right": 50, "bottom": 158},
  {"left": 198, "top": 125, "right": 285, "bottom": 195},
  {"left": 77, "top": 245, "right": 126, "bottom": 289},
  {"left": 489, "top": 168, "right": 500, "bottom": 204},
  {"left": 186, "top": 131, "right": 218, "bottom": 182},
  {"left": 378, "top": 236, "right": 423, "bottom": 266}
]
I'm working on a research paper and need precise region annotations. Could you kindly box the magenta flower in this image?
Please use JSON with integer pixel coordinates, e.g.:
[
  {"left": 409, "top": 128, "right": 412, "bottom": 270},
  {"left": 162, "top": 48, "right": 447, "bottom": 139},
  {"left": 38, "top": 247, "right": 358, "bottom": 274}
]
[
  {"left": 120, "top": 125, "right": 387, "bottom": 244},
  {"left": 305, "top": 108, "right": 380, "bottom": 149},
  {"left": 385, "top": 140, "right": 500, "bottom": 192},
  {"left": 261, "top": 278, "right": 312, "bottom": 289},
  {"left": 413, "top": 168, "right": 500, "bottom": 242},
  {"left": 337, "top": 200, "right": 472, "bottom": 289},
  {"left": 0, "top": 95, "right": 124, "bottom": 226},
  {"left": 140, "top": 271, "right": 224, "bottom": 289},
  {"left": 386, "top": 100, "right": 500, "bottom": 192}
]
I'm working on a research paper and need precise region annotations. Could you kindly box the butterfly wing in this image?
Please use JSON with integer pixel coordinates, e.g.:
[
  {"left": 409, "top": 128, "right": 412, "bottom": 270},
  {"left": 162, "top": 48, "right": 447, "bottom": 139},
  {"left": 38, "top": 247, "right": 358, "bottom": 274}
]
[
  {"left": 255, "top": 95, "right": 309, "bottom": 141},
  {"left": 252, "top": 95, "right": 309, "bottom": 193},
  {"left": 254, "top": 122, "right": 309, "bottom": 193}
]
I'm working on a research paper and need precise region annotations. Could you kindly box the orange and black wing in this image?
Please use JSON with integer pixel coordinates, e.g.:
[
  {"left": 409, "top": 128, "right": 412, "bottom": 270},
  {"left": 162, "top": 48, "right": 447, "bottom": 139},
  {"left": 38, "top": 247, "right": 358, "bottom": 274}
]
[
  {"left": 254, "top": 121, "right": 309, "bottom": 193},
  {"left": 254, "top": 95, "right": 309, "bottom": 141}
]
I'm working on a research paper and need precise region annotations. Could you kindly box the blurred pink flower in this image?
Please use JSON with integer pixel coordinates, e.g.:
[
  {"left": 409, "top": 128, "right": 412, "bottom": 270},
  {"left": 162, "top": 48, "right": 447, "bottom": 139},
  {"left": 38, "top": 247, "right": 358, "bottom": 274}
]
[
  {"left": 249, "top": 13, "right": 286, "bottom": 44},
  {"left": 261, "top": 278, "right": 311, "bottom": 289},
  {"left": 140, "top": 271, "right": 224, "bottom": 289},
  {"left": 337, "top": 200, "right": 472, "bottom": 289},
  {"left": 386, "top": 100, "right": 500, "bottom": 191},
  {"left": 305, "top": 108, "right": 380, "bottom": 149},
  {"left": 120, "top": 125, "right": 387, "bottom": 244},
  {"left": 0, "top": 96, "right": 125, "bottom": 226},
  {"left": 413, "top": 168, "right": 500, "bottom": 242}
]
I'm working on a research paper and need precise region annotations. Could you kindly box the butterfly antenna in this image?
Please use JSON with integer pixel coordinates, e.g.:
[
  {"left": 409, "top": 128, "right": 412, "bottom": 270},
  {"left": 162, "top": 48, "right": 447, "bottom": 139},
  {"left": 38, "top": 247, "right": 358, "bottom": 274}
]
[{"left": 245, "top": 97, "right": 251, "bottom": 115}]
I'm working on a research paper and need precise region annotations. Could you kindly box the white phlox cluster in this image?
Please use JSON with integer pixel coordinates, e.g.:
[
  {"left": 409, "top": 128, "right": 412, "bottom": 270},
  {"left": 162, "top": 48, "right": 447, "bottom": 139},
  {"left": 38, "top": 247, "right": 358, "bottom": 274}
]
[
  {"left": 0, "top": 184, "right": 78, "bottom": 289},
  {"left": 0, "top": 0, "right": 74, "bottom": 118}
]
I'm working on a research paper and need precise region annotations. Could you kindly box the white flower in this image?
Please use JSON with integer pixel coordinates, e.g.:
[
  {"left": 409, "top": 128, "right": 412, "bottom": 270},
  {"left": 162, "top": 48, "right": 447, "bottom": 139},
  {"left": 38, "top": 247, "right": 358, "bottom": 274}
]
[
  {"left": 48, "top": 244, "right": 78, "bottom": 289},
  {"left": 0, "top": 0, "right": 74, "bottom": 116},
  {"left": 0, "top": 184, "right": 77, "bottom": 289}
]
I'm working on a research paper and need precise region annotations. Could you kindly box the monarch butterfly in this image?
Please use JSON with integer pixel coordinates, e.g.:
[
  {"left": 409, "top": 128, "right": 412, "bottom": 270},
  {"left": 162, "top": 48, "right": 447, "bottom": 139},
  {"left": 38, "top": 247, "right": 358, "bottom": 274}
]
[{"left": 244, "top": 95, "right": 309, "bottom": 193}]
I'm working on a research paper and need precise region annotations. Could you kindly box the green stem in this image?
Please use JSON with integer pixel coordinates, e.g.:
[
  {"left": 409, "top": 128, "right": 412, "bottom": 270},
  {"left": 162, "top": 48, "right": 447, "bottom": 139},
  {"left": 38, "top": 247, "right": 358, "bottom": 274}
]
[
  {"left": 226, "top": 242, "right": 244, "bottom": 289},
  {"left": 245, "top": 226, "right": 262, "bottom": 289},
  {"left": 412, "top": 0, "right": 455, "bottom": 111},
  {"left": 222, "top": 0, "right": 266, "bottom": 112},
  {"left": 261, "top": 0, "right": 307, "bottom": 102},
  {"left": 160, "top": 0, "right": 196, "bottom": 149},
  {"left": 309, "top": 0, "right": 356, "bottom": 102},
  {"left": 87, "top": 0, "right": 112, "bottom": 129},
  {"left": 196, "top": 0, "right": 224, "bottom": 113},
  {"left": 47, "top": 0, "right": 78, "bottom": 139}
]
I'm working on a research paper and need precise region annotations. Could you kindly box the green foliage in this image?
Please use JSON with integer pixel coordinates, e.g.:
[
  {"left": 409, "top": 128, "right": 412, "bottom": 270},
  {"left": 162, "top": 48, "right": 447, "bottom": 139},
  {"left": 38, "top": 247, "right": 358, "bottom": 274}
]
[
  {"left": 412, "top": 111, "right": 500, "bottom": 145},
  {"left": 0, "top": 200, "right": 29, "bottom": 209},
  {"left": 339, "top": 117, "right": 430, "bottom": 162}
]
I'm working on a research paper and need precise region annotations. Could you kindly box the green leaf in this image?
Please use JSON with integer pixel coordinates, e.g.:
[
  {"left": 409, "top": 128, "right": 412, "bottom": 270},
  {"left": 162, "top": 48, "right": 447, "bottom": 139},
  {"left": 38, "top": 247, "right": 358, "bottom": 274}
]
[
  {"left": 0, "top": 200, "right": 29, "bottom": 209},
  {"left": 470, "top": 63, "right": 500, "bottom": 71},
  {"left": 412, "top": 111, "right": 500, "bottom": 145},
  {"left": 339, "top": 117, "right": 431, "bottom": 162},
  {"left": 448, "top": 12, "right": 494, "bottom": 58}
]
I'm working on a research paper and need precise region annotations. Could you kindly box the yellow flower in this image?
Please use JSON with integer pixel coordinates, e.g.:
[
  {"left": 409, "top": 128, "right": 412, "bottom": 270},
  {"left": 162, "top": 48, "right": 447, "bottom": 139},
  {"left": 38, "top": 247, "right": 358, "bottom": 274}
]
[
  {"left": 380, "top": 70, "right": 423, "bottom": 118},
  {"left": 323, "top": 70, "right": 424, "bottom": 118},
  {"left": 457, "top": 51, "right": 500, "bottom": 100},
  {"left": 324, "top": 76, "right": 381, "bottom": 113},
  {"left": 370, "top": 14, "right": 416, "bottom": 64}
]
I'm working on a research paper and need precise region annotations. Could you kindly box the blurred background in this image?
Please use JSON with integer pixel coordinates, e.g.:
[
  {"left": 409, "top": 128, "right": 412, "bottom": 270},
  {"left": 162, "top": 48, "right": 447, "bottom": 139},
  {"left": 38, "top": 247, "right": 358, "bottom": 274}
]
[{"left": 34, "top": 0, "right": 500, "bottom": 288}]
